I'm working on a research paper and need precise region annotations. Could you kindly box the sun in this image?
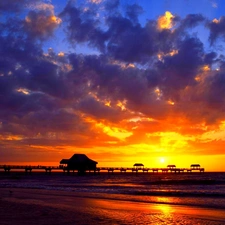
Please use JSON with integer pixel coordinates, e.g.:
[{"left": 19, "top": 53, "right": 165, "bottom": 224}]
[{"left": 160, "top": 157, "right": 165, "bottom": 163}]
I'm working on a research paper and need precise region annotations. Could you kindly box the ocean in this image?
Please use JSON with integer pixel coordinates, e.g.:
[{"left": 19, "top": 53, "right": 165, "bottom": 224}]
[{"left": 1, "top": 172, "right": 225, "bottom": 210}]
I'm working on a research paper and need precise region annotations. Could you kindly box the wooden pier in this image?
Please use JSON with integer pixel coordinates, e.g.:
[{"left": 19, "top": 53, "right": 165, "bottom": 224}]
[{"left": 0, "top": 164, "right": 205, "bottom": 174}]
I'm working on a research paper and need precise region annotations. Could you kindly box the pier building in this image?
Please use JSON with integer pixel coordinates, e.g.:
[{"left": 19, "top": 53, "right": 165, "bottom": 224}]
[{"left": 60, "top": 154, "right": 98, "bottom": 174}]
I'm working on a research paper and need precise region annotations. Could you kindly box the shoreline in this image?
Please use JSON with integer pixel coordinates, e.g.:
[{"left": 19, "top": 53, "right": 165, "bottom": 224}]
[
  {"left": 1, "top": 187, "right": 224, "bottom": 211},
  {"left": 1, "top": 188, "right": 225, "bottom": 224}
]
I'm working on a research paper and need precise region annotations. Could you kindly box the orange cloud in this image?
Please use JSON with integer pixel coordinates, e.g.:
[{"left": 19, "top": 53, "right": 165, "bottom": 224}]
[
  {"left": 25, "top": 3, "right": 61, "bottom": 40},
  {"left": 157, "top": 11, "right": 174, "bottom": 30}
]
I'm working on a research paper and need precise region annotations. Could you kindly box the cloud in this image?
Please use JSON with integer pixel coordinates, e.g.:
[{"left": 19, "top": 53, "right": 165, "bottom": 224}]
[
  {"left": 0, "top": 0, "right": 31, "bottom": 12},
  {"left": 2, "top": 1, "right": 225, "bottom": 162},
  {"left": 24, "top": 4, "right": 61, "bottom": 40},
  {"left": 208, "top": 16, "right": 225, "bottom": 44},
  {"left": 89, "top": 0, "right": 103, "bottom": 4},
  {"left": 179, "top": 14, "right": 205, "bottom": 29},
  {"left": 126, "top": 4, "right": 144, "bottom": 23},
  {"left": 157, "top": 11, "right": 174, "bottom": 30}
]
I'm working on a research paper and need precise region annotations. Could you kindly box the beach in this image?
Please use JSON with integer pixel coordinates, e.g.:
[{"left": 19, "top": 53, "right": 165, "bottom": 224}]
[{"left": 1, "top": 187, "right": 225, "bottom": 225}]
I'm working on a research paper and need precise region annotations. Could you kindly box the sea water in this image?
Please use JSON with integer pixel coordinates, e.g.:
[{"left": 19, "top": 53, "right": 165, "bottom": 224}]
[{"left": 1, "top": 172, "right": 225, "bottom": 210}]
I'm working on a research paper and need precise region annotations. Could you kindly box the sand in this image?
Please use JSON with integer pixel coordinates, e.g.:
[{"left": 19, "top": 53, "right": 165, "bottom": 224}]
[{"left": 0, "top": 188, "right": 225, "bottom": 225}]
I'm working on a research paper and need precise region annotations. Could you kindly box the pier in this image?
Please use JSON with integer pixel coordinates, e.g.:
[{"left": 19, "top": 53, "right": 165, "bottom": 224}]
[{"left": 0, "top": 164, "right": 205, "bottom": 174}]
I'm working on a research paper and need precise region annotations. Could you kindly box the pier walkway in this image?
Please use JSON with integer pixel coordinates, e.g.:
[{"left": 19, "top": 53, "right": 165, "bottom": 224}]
[{"left": 0, "top": 164, "right": 204, "bottom": 174}]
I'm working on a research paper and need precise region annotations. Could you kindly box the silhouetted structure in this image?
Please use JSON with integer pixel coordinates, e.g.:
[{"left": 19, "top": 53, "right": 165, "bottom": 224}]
[
  {"left": 0, "top": 162, "right": 205, "bottom": 174},
  {"left": 60, "top": 154, "right": 98, "bottom": 174},
  {"left": 191, "top": 164, "right": 200, "bottom": 169},
  {"left": 167, "top": 165, "right": 176, "bottom": 169},
  {"left": 133, "top": 163, "right": 144, "bottom": 169},
  {"left": 132, "top": 163, "right": 144, "bottom": 173}
]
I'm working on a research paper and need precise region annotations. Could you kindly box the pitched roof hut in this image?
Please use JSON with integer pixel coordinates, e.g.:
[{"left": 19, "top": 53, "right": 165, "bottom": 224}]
[
  {"left": 191, "top": 164, "right": 200, "bottom": 169},
  {"left": 167, "top": 165, "right": 176, "bottom": 168},
  {"left": 60, "top": 154, "right": 98, "bottom": 173},
  {"left": 133, "top": 163, "right": 144, "bottom": 169}
]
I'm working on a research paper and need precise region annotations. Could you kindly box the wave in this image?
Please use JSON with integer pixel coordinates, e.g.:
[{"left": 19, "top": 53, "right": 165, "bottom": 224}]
[
  {"left": 126, "top": 190, "right": 225, "bottom": 198},
  {"left": 138, "top": 179, "right": 225, "bottom": 185}
]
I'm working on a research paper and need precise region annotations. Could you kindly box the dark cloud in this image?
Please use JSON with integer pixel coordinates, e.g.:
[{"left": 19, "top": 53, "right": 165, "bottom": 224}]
[
  {"left": 208, "top": 17, "right": 225, "bottom": 44},
  {"left": 126, "top": 4, "right": 144, "bottom": 23},
  {"left": 105, "top": 0, "right": 120, "bottom": 11},
  {"left": 204, "top": 52, "right": 217, "bottom": 64},
  {"left": 61, "top": 3, "right": 174, "bottom": 63},
  {"left": 157, "top": 37, "right": 204, "bottom": 101},
  {"left": 0, "top": 0, "right": 31, "bottom": 13},
  {"left": 77, "top": 96, "right": 126, "bottom": 122},
  {"left": 205, "top": 71, "right": 225, "bottom": 106},
  {"left": 180, "top": 14, "right": 205, "bottom": 29},
  {"left": 106, "top": 17, "right": 158, "bottom": 62},
  {"left": 60, "top": 3, "right": 107, "bottom": 51}
]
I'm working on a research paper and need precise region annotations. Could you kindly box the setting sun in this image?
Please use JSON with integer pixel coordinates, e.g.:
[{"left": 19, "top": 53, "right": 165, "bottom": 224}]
[{"left": 160, "top": 157, "right": 165, "bottom": 163}]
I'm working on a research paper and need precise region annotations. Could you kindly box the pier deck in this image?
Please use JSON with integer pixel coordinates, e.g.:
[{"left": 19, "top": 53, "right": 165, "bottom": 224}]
[{"left": 0, "top": 165, "right": 204, "bottom": 174}]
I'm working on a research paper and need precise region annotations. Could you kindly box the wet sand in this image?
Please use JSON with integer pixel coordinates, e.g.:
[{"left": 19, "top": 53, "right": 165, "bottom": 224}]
[{"left": 0, "top": 188, "right": 225, "bottom": 225}]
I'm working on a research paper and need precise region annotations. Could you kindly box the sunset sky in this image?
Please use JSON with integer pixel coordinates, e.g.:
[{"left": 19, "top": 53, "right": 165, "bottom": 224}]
[{"left": 1, "top": 0, "right": 225, "bottom": 171}]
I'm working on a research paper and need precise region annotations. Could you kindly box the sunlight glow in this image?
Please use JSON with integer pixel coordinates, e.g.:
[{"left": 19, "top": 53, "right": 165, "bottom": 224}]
[
  {"left": 167, "top": 100, "right": 175, "bottom": 105},
  {"left": 104, "top": 100, "right": 111, "bottom": 107},
  {"left": 50, "top": 15, "right": 62, "bottom": 24},
  {"left": 146, "top": 132, "right": 194, "bottom": 150},
  {"left": 212, "top": 18, "right": 219, "bottom": 23},
  {"left": 58, "top": 52, "right": 65, "bottom": 57},
  {"left": 154, "top": 87, "right": 163, "bottom": 100},
  {"left": 101, "top": 125, "right": 133, "bottom": 141},
  {"left": 89, "top": 0, "right": 102, "bottom": 4},
  {"left": 202, "top": 65, "right": 210, "bottom": 72},
  {"left": 160, "top": 157, "right": 165, "bottom": 163},
  {"left": 195, "top": 75, "right": 201, "bottom": 82},
  {"left": 157, "top": 50, "right": 178, "bottom": 61},
  {"left": 0, "top": 134, "right": 23, "bottom": 141},
  {"left": 16, "top": 88, "right": 30, "bottom": 95},
  {"left": 117, "top": 100, "right": 127, "bottom": 111},
  {"left": 85, "top": 118, "right": 133, "bottom": 141},
  {"left": 129, "top": 117, "right": 155, "bottom": 122},
  {"left": 157, "top": 11, "right": 174, "bottom": 30}
]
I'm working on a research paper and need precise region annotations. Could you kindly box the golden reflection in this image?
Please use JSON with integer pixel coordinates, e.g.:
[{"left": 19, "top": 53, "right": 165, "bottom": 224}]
[{"left": 155, "top": 202, "right": 173, "bottom": 214}]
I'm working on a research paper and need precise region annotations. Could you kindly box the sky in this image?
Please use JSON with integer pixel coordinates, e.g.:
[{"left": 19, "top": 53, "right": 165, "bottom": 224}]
[{"left": 1, "top": 0, "right": 225, "bottom": 171}]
